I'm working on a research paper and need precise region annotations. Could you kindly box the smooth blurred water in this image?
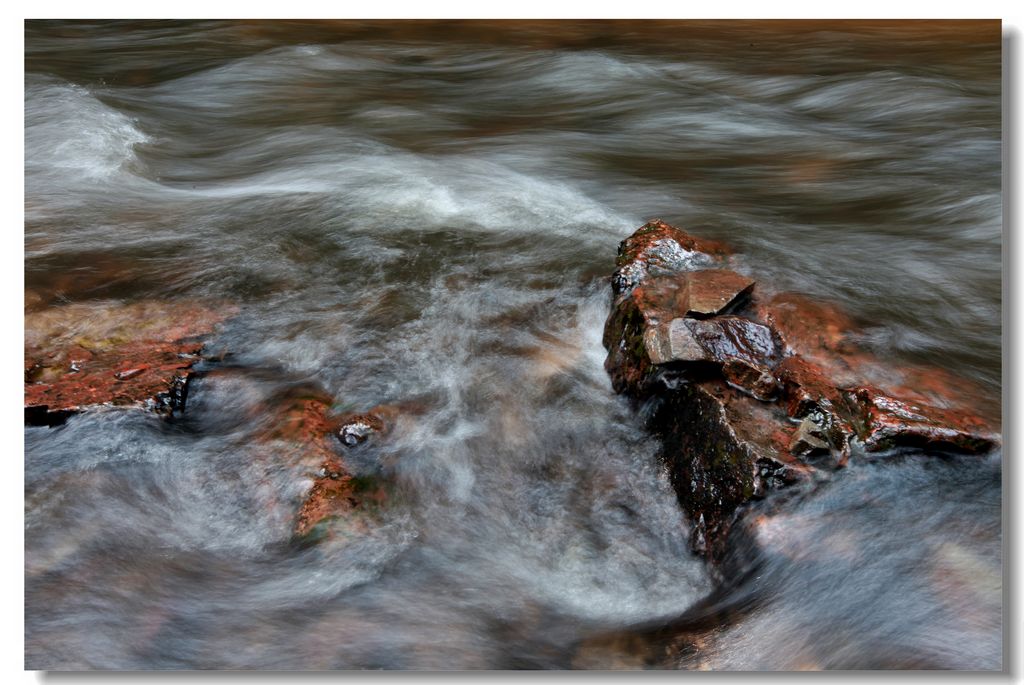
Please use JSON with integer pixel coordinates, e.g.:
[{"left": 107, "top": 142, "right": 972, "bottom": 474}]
[{"left": 24, "top": 20, "right": 1002, "bottom": 670}]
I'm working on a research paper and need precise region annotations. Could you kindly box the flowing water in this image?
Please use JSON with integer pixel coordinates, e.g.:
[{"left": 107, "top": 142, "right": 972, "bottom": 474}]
[{"left": 24, "top": 20, "right": 1002, "bottom": 670}]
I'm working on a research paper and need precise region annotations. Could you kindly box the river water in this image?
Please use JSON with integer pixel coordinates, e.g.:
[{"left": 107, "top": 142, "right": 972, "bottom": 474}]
[{"left": 24, "top": 20, "right": 1002, "bottom": 670}]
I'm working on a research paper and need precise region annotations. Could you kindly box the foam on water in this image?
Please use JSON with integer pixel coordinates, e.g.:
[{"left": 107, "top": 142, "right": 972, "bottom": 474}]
[{"left": 25, "top": 78, "right": 149, "bottom": 182}]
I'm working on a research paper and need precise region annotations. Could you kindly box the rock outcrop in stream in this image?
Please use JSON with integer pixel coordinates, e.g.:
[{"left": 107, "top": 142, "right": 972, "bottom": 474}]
[
  {"left": 24, "top": 301, "right": 234, "bottom": 426},
  {"left": 286, "top": 401, "right": 391, "bottom": 542},
  {"left": 23, "top": 296, "right": 402, "bottom": 545},
  {"left": 602, "top": 220, "right": 999, "bottom": 560}
]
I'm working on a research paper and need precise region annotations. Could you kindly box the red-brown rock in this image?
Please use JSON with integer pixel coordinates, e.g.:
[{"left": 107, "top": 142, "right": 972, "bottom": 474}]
[
  {"left": 24, "top": 301, "right": 233, "bottom": 425},
  {"left": 844, "top": 386, "right": 998, "bottom": 454},
  {"left": 681, "top": 269, "right": 755, "bottom": 318},
  {"left": 755, "top": 292, "right": 858, "bottom": 376},
  {"left": 612, "top": 219, "right": 731, "bottom": 295},
  {"left": 293, "top": 457, "right": 360, "bottom": 540},
  {"left": 284, "top": 400, "right": 394, "bottom": 540},
  {"left": 774, "top": 354, "right": 853, "bottom": 461},
  {"left": 601, "top": 220, "right": 1001, "bottom": 564},
  {"left": 246, "top": 387, "right": 365, "bottom": 541}
]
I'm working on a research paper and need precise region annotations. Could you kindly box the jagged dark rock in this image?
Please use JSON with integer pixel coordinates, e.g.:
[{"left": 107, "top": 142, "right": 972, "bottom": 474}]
[{"left": 651, "top": 379, "right": 811, "bottom": 559}]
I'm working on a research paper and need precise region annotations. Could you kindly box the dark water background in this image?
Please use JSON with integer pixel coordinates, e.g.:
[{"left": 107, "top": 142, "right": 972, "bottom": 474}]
[{"left": 24, "top": 20, "right": 1002, "bottom": 670}]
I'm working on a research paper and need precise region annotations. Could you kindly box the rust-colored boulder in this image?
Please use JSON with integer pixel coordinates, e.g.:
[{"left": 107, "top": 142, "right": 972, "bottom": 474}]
[
  {"left": 611, "top": 219, "right": 730, "bottom": 295},
  {"left": 844, "top": 386, "right": 998, "bottom": 454},
  {"left": 601, "top": 220, "right": 1000, "bottom": 562},
  {"left": 24, "top": 301, "right": 233, "bottom": 425}
]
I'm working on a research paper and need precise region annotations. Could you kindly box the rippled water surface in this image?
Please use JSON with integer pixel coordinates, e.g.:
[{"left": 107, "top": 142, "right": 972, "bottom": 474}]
[{"left": 24, "top": 20, "right": 1002, "bottom": 670}]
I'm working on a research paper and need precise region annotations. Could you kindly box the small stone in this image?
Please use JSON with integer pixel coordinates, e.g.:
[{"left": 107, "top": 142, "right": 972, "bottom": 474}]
[
  {"left": 337, "top": 413, "right": 386, "bottom": 447},
  {"left": 789, "top": 416, "right": 831, "bottom": 457},
  {"left": 114, "top": 367, "right": 147, "bottom": 381}
]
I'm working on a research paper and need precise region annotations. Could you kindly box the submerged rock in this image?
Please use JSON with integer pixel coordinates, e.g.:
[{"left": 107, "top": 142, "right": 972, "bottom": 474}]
[
  {"left": 602, "top": 220, "right": 1000, "bottom": 560},
  {"left": 287, "top": 401, "right": 395, "bottom": 541},
  {"left": 262, "top": 391, "right": 363, "bottom": 541},
  {"left": 24, "top": 301, "right": 234, "bottom": 425},
  {"left": 294, "top": 457, "right": 361, "bottom": 541}
]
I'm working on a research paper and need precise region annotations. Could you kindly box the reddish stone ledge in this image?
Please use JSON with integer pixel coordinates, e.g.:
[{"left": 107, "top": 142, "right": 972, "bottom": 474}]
[
  {"left": 24, "top": 301, "right": 234, "bottom": 425},
  {"left": 603, "top": 219, "right": 999, "bottom": 560}
]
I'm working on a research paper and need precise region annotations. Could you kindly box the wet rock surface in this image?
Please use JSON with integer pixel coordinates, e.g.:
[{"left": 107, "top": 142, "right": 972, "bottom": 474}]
[
  {"left": 602, "top": 221, "right": 1000, "bottom": 561},
  {"left": 653, "top": 379, "right": 810, "bottom": 559},
  {"left": 284, "top": 400, "right": 392, "bottom": 542},
  {"left": 24, "top": 301, "right": 234, "bottom": 425},
  {"left": 678, "top": 270, "right": 755, "bottom": 319},
  {"left": 844, "top": 386, "right": 998, "bottom": 454},
  {"left": 611, "top": 219, "right": 731, "bottom": 295}
]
